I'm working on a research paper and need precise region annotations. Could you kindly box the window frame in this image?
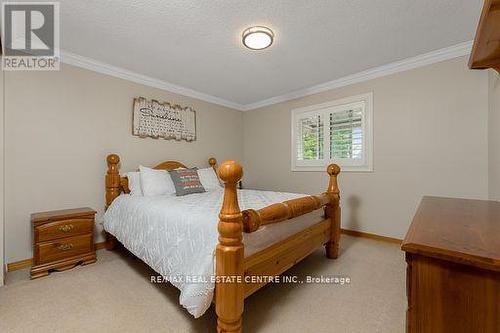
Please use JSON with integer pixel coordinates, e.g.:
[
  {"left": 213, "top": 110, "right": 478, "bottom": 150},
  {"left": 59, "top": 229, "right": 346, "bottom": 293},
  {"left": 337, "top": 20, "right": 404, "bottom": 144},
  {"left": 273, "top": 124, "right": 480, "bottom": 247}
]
[{"left": 291, "top": 92, "right": 373, "bottom": 172}]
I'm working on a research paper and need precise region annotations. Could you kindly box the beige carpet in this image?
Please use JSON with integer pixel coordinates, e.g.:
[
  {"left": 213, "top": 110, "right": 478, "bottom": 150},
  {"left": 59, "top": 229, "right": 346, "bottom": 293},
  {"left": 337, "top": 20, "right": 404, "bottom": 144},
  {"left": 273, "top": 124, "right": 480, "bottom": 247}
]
[{"left": 0, "top": 235, "right": 406, "bottom": 333}]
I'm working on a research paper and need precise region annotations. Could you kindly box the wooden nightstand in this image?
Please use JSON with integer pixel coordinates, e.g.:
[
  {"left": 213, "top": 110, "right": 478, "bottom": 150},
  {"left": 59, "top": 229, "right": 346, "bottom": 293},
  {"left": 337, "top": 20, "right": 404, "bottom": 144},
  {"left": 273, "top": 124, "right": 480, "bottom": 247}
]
[{"left": 30, "top": 207, "right": 97, "bottom": 279}]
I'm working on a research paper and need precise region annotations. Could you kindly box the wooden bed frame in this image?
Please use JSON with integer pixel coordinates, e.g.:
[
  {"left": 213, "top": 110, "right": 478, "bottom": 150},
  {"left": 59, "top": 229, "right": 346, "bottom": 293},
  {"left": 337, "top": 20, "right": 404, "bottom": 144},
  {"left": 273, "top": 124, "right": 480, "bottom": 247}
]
[{"left": 104, "top": 154, "right": 341, "bottom": 333}]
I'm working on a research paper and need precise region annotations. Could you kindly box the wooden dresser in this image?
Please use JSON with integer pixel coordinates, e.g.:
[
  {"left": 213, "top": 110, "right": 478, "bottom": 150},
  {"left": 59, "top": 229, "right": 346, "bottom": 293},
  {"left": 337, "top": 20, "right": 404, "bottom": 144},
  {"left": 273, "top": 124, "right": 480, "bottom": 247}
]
[
  {"left": 402, "top": 197, "right": 500, "bottom": 332},
  {"left": 30, "top": 207, "right": 97, "bottom": 279}
]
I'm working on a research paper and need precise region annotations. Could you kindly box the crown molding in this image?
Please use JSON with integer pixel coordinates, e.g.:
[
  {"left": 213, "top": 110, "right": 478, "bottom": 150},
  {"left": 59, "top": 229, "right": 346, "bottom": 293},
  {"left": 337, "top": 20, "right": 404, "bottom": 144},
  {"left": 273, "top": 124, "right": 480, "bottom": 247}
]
[
  {"left": 59, "top": 50, "right": 246, "bottom": 111},
  {"left": 241, "top": 41, "right": 474, "bottom": 111},
  {"left": 60, "top": 41, "right": 472, "bottom": 112}
]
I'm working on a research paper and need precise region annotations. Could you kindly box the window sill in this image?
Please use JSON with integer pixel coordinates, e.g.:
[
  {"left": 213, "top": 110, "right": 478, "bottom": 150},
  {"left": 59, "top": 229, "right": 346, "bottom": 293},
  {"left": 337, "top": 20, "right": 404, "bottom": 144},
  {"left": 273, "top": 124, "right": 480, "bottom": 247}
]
[{"left": 291, "top": 165, "right": 373, "bottom": 172}]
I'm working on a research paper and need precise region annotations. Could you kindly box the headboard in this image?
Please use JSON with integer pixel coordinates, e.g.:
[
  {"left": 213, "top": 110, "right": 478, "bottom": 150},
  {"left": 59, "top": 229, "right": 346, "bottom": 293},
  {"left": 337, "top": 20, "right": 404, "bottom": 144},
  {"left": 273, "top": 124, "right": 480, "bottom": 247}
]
[{"left": 105, "top": 154, "right": 217, "bottom": 208}]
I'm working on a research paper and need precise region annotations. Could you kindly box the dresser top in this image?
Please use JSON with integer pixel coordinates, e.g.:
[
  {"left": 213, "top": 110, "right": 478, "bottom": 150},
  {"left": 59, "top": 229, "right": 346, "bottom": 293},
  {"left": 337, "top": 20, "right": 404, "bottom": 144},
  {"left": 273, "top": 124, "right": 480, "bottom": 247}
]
[
  {"left": 402, "top": 196, "right": 500, "bottom": 272},
  {"left": 31, "top": 207, "right": 96, "bottom": 224}
]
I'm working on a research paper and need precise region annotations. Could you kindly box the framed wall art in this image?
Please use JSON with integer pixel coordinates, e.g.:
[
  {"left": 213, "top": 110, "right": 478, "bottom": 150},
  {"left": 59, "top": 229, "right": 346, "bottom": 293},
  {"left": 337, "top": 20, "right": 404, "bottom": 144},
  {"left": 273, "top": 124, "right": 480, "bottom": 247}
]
[{"left": 132, "top": 97, "right": 196, "bottom": 141}]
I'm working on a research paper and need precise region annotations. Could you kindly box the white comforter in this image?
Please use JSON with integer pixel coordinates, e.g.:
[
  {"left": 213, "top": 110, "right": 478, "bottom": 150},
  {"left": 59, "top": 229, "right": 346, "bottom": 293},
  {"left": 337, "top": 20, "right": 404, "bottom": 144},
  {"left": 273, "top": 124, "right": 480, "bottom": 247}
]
[{"left": 103, "top": 188, "right": 322, "bottom": 317}]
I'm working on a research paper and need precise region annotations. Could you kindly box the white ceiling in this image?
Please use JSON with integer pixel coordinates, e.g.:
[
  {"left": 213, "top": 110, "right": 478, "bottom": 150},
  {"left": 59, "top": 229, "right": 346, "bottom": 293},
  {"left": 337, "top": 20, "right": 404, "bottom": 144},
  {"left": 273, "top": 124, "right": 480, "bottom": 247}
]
[{"left": 38, "top": 1, "right": 485, "bottom": 107}]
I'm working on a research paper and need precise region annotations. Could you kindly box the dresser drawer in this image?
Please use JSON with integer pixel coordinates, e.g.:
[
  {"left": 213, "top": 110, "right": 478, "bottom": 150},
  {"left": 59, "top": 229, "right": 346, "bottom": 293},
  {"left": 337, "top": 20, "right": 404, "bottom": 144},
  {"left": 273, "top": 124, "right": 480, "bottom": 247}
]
[
  {"left": 35, "top": 218, "right": 93, "bottom": 242},
  {"left": 36, "top": 234, "right": 93, "bottom": 264}
]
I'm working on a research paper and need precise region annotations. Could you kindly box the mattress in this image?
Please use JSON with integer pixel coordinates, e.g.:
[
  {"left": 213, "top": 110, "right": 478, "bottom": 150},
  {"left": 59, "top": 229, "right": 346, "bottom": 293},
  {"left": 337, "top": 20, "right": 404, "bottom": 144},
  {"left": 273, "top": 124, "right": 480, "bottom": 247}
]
[{"left": 103, "top": 188, "right": 324, "bottom": 317}]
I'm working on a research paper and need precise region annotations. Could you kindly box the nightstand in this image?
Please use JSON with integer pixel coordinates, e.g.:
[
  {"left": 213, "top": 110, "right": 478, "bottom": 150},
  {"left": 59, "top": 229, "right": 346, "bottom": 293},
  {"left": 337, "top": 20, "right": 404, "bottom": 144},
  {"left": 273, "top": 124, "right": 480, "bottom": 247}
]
[{"left": 30, "top": 207, "right": 97, "bottom": 279}]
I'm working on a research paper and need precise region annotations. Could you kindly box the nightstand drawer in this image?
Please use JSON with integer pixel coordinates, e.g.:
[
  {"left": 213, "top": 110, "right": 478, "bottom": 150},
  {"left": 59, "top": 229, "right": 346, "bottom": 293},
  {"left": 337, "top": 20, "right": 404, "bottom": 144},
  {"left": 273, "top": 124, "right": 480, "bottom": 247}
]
[
  {"left": 36, "top": 234, "right": 93, "bottom": 264},
  {"left": 35, "top": 218, "right": 93, "bottom": 242}
]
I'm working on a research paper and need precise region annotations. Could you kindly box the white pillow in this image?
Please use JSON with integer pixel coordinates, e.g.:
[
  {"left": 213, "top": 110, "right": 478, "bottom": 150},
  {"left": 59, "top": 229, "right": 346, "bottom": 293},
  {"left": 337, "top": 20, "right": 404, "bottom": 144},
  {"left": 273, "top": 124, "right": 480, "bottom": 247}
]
[
  {"left": 139, "top": 165, "right": 176, "bottom": 196},
  {"left": 127, "top": 172, "right": 143, "bottom": 196},
  {"left": 197, "top": 167, "right": 222, "bottom": 190}
]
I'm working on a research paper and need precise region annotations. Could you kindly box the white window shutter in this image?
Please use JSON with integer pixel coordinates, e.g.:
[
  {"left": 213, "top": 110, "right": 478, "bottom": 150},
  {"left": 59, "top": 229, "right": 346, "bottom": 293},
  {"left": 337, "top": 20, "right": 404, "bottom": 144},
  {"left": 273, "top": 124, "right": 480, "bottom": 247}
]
[
  {"left": 330, "top": 106, "right": 364, "bottom": 160},
  {"left": 291, "top": 92, "right": 373, "bottom": 172}
]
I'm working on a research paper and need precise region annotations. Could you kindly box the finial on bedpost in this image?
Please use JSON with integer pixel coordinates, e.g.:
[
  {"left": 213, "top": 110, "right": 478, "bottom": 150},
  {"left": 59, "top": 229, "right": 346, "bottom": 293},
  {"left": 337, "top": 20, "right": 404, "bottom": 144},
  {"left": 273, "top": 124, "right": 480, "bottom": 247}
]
[
  {"left": 216, "top": 161, "right": 244, "bottom": 333},
  {"left": 106, "top": 154, "right": 121, "bottom": 209},
  {"left": 325, "top": 164, "right": 341, "bottom": 259},
  {"left": 327, "top": 164, "right": 341, "bottom": 195},
  {"left": 209, "top": 157, "right": 217, "bottom": 170}
]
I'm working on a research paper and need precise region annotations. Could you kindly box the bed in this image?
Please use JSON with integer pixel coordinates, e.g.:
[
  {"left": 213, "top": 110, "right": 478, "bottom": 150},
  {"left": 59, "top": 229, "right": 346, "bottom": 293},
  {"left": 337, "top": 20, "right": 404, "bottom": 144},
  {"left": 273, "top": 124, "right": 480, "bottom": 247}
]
[{"left": 104, "top": 154, "right": 341, "bottom": 333}]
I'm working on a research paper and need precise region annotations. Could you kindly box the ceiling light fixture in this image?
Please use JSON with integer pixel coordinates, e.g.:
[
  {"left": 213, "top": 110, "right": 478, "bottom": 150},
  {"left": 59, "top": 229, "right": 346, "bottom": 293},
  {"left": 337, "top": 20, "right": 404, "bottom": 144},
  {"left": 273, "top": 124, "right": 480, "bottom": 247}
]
[{"left": 242, "top": 26, "right": 274, "bottom": 50}]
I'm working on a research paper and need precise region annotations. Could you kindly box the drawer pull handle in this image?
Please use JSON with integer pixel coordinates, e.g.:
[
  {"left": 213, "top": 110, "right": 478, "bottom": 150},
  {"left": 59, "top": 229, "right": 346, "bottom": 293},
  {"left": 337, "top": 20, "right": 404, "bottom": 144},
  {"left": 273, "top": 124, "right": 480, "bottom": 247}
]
[
  {"left": 57, "top": 244, "right": 73, "bottom": 251},
  {"left": 58, "top": 224, "right": 74, "bottom": 233}
]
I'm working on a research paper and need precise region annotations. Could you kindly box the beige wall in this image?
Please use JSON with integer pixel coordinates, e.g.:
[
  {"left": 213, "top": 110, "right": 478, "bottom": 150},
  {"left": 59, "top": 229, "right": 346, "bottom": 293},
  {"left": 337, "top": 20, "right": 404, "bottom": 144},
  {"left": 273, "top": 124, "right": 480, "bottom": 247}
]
[
  {"left": 0, "top": 68, "right": 4, "bottom": 284},
  {"left": 4, "top": 64, "right": 243, "bottom": 263},
  {"left": 243, "top": 57, "right": 489, "bottom": 239},
  {"left": 489, "top": 70, "right": 500, "bottom": 200}
]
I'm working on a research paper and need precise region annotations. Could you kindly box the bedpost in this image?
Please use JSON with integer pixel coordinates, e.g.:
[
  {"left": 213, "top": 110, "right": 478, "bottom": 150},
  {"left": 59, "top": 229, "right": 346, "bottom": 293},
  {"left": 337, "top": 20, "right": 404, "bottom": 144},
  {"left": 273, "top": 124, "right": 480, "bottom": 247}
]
[
  {"left": 105, "top": 154, "right": 121, "bottom": 250},
  {"left": 106, "top": 154, "right": 121, "bottom": 208},
  {"left": 325, "top": 164, "right": 341, "bottom": 259},
  {"left": 216, "top": 160, "right": 244, "bottom": 333}
]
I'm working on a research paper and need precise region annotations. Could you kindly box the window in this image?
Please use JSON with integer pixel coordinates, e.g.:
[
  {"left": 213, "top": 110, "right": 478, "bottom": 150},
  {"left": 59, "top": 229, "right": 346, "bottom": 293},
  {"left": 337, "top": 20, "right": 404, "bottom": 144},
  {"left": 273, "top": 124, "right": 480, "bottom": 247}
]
[{"left": 291, "top": 93, "right": 373, "bottom": 172}]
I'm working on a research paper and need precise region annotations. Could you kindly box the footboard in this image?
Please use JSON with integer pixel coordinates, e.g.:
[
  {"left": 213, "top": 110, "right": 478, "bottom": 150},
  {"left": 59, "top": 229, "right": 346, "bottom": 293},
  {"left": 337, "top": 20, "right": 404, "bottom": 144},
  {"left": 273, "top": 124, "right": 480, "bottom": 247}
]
[{"left": 215, "top": 161, "right": 341, "bottom": 333}]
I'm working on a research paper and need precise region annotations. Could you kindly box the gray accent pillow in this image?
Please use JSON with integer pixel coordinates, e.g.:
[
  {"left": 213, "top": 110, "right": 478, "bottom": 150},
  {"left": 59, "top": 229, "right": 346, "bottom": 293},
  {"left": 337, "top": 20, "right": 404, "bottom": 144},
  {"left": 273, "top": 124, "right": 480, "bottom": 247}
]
[{"left": 168, "top": 167, "right": 206, "bottom": 196}]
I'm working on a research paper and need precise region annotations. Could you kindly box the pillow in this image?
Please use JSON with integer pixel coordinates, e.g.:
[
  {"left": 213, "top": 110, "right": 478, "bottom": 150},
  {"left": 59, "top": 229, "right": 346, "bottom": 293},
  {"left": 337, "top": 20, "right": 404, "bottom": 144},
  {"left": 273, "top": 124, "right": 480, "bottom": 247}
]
[
  {"left": 127, "top": 172, "right": 143, "bottom": 196},
  {"left": 139, "top": 165, "right": 176, "bottom": 196},
  {"left": 197, "top": 167, "right": 222, "bottom": 191},
  {"left": 168, "top": 168, "right": 206, "bottom": 196}
]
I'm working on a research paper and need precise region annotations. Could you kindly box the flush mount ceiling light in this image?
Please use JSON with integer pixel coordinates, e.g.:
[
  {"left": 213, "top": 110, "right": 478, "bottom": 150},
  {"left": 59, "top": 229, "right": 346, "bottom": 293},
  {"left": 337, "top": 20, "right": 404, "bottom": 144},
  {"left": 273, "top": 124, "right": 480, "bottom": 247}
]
[{"left": 242, "top": 26, "right": 274, "bottom": 50}]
